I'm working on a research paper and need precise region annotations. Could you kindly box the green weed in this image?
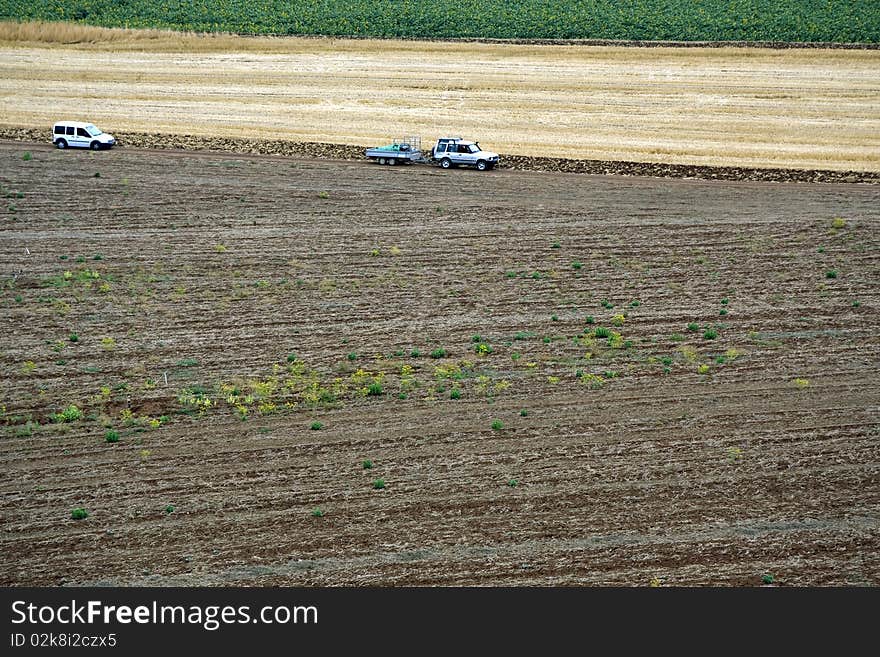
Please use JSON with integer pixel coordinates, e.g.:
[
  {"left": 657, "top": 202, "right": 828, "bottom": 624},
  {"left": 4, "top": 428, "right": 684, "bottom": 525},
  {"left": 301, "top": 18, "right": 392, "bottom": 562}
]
[{"left": 52, "top": 405, "right": 83, "bottom": 423}]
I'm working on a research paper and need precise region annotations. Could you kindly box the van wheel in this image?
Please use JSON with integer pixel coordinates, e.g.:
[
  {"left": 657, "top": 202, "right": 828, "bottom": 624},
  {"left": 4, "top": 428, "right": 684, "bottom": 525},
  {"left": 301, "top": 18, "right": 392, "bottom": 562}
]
[
  {"left": 440, "top": 158, "right": 452, "bottom": 169},
  {"left": 476, "top": 160, "right": 488, "bottom": 171},
  {"left": 90, "top": 141, "right": 101, "bottom": 151},
  {"left": 56, "top": 140, "right": 67, "bottom": 149}
]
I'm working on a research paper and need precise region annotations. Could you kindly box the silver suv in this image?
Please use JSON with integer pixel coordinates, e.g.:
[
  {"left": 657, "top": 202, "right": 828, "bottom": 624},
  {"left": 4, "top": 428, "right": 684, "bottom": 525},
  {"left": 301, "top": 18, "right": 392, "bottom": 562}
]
[{"left": 432, "top": 137, "right": 499, "bottom": 171}]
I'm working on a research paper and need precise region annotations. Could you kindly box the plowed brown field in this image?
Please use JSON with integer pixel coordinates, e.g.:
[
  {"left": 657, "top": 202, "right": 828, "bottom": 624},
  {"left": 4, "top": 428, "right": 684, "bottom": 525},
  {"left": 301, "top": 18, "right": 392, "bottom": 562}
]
[{"left": 1, "top": 142, "right": 878, "bottom": 586}]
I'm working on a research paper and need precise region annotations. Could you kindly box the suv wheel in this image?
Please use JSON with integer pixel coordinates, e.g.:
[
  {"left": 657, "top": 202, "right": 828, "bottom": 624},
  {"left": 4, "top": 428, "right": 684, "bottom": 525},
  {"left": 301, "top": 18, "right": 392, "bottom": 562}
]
[
  {"left": 440, "top": 158, "right": 452, "bottom": 169},
  {"left": 476, "top": 160, "right": 487, "bottom": 171}
]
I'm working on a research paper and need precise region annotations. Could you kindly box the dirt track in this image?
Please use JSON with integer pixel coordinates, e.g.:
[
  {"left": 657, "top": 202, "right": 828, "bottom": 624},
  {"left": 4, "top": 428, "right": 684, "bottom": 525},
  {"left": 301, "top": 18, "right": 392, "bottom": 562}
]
[
  {"left": 3, "top": 130, "right": 878, "bottom": 184},
  {"left": 1, "top": 142, "right": 878, "bottom": 586}
]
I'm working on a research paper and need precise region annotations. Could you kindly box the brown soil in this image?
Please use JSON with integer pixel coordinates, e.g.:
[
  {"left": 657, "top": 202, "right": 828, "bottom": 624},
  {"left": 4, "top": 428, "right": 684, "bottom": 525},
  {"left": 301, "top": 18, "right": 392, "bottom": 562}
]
[{"left": 0, "top": 142, "right": 878, "bottom": 586}]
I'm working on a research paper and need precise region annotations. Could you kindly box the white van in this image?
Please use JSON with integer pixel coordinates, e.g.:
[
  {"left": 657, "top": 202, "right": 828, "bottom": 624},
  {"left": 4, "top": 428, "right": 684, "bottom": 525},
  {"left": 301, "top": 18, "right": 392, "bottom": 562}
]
[{"left": 52, "top": 121, "right": 116, "bottom": 150}]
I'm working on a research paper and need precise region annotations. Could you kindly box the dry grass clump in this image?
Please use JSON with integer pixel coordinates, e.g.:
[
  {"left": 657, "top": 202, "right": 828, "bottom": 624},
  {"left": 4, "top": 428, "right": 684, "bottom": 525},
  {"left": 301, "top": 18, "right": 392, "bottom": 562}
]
[{"left": 0, "top": 20, "right": 290, "bottom": 52}]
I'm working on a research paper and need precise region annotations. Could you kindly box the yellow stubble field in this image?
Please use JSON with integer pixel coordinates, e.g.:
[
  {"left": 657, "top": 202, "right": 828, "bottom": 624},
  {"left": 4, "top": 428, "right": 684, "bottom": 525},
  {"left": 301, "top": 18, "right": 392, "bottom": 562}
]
[{"left": 1, "top": 21, "right": 878, "bottom": 171}]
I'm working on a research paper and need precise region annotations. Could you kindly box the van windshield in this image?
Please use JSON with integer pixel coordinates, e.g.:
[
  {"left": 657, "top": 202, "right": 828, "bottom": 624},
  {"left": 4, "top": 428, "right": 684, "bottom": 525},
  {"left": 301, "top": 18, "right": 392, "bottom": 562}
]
[{"left": 85, "top": 125, "right": 103, "bottom": 137}]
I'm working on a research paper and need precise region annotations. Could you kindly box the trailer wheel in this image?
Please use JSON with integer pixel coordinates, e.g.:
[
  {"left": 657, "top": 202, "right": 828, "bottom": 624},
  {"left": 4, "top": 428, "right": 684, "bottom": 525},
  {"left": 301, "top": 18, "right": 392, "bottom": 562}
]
[
  {"left": 388, "top": 158, "right": 396, "bottom": 166},
  {"left": 476, "top": 160, "right": 488, "bottom": 171},
  {"left": 440, "top": 158, "right": 452, "bottom": 169},
  {"left": 378, "top": 157, "right": 386, "bottom": 165}
]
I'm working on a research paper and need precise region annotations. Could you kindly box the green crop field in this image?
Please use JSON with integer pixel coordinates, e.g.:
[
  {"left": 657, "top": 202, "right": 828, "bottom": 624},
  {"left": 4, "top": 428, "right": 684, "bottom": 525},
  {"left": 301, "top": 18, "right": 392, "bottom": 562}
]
[{"left": 1, "top": 0, "right": 878, "bottom": 43}]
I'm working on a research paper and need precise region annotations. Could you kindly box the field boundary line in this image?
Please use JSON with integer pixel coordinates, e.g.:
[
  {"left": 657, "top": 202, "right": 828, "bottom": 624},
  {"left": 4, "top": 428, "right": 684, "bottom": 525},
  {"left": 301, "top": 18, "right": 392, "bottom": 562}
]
[{"left": 2, "top": 128, "right": 878, "bottom": 184}]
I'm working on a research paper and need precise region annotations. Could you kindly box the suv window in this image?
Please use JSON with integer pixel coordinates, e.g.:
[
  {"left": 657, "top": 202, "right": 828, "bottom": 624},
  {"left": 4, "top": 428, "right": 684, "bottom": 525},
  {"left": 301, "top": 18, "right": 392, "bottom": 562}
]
[{"left": 77, "top": 128, "right": 90, "bottom": 137}]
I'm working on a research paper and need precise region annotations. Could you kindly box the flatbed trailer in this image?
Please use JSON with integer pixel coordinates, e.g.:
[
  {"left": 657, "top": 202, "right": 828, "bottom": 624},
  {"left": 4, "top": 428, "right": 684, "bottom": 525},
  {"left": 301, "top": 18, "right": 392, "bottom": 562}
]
[{"left": 364, "top": 136, "right": 425, "bottom": 165}]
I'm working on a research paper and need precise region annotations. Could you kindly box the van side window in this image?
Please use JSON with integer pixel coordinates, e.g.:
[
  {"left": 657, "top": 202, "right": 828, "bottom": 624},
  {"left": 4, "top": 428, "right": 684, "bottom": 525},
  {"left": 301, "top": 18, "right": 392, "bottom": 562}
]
[
  {"left": 54, "top": 126, "right": 64, "bottom": 134},
  {"left": 66, "top": 126, "right": 74, "bottom": 136},
  {"left": 77, "top": 128, "right": 90, "bottom": 137}
]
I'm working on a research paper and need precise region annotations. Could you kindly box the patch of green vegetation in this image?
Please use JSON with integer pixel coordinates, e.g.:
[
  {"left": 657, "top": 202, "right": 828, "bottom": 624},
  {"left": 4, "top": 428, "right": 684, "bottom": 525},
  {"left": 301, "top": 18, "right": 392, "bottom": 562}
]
[
  {"left": 23, "top": 1, "right": 875, "bottom": 42},
  {"left": 71, "top": 508, "right": 88, "bottom": 520},
  {"left": 51, "top": 405, "right": 83, "bottom": 423}
]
